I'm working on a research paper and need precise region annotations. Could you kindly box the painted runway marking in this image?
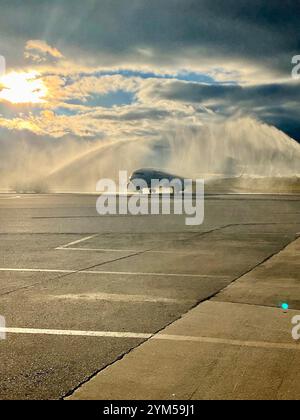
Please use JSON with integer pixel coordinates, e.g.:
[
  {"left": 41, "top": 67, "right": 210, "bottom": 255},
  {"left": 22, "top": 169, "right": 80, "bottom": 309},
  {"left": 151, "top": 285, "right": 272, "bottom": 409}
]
[
  {"left": 56, "top": 232, "right": 218, "bottom": 254},
  {"left": 0, "top": 327, "right": 299, "bottom": 351},
  {"left": 50, "top": 293, "right": 191, "bottom": 304},
  {"left": 58, "top": 247, "right": 141, "bottom": 253},
  {"left": 0, "top": 196, "right": 21, "bottom": 200},
  {"left": 0, "top": 327, "right": 151, "bottom": 339},
  {"left": 57, "top": 247, "right": 214, "bottom": 255},
  {"left": 56, "top": 234, "right": 98, "bottom": 250},
  {"left": 0, "top": 268, "right": 227, "bottom": 279},
  {"left": 0, "top": 268, "right": 74, "bottom": 274},
  {"left": 154, "top": 334, "right": 300, "bottom": 351},
  {"left": 56, "top": 234, "right": 215, "bottom": 255}
]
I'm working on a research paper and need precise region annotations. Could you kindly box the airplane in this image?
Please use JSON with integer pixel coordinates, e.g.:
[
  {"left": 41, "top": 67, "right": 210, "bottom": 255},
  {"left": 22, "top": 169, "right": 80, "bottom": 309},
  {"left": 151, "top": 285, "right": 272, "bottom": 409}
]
[{"left": 128, "top": 168, "right": 189, "bottom": 194}]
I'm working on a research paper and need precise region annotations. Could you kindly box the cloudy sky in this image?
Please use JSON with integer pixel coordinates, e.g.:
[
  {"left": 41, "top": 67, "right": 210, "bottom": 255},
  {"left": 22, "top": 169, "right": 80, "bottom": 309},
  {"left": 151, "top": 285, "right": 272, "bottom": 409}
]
[{"left": 0, "top": 0, "right": 299, "bottom": 146}]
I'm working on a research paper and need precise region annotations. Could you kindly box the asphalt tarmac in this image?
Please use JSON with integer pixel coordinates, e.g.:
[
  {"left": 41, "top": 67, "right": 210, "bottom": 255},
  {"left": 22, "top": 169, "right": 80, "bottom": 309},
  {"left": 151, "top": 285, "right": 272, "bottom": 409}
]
[{"left": 0, "top": 193, "right": 299, "bottom": 399}]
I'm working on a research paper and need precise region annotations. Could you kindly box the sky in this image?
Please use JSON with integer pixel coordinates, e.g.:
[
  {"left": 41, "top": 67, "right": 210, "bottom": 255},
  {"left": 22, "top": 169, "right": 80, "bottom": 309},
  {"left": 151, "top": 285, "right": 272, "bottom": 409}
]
[{"left": 0, "top": 0, "right": 300, "bottom": 150}]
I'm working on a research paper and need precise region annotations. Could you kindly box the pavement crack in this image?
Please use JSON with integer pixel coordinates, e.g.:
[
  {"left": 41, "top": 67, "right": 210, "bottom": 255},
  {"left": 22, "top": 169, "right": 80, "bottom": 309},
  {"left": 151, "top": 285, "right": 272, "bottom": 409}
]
[
  {"left": 62, "top": 334, "right": 155, "bottom": 400},
  {"left": 50, "top": 248, "right": 153, "bottom": 282},
  {"left": 211, "top": 235, "right": 299, "bottom": 303},
  {"left": 63, "top": 235, "right": 299, "bottom": 400},
  {"left": 0, "top": 225, "right": 233, "bottom": 299},
  {"left": 0, "top": 249, "right": 152, "bottom": 298}
]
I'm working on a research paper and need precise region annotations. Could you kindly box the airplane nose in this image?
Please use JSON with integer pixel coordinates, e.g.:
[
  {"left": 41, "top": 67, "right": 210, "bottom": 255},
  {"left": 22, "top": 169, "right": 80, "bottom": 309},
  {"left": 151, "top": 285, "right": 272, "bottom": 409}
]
[{"left": 127, "top": 181, "right": 136, "bottom": 192}]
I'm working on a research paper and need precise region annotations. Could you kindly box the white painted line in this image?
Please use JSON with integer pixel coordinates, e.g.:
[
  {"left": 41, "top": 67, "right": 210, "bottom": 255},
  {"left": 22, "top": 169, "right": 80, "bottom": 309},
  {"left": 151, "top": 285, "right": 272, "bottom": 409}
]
[
  {"left": 0, "top": 327, "right": 151, "bottom": 339},
  {"left": 0, "top": 268, "right": 74, "bottom": 274},
  {"left": 233, "top": 233, "right": 292, "bottom": 236},
  {"left": 0, "top": 327, "right": 299, "bottom": 351},
  {"left": 56, "top": 235, "right": 98, "bottom": 250},
  {"left": 0, "top": 196, "right": 21, "bottom": 200},
  {"left": 87, "top": 271, "right": 224, "bottom": 279},
  {"left": 57, "top": 247, "right": 214, "bottom": 255},
  {"left": 0, "top": 268, "right": 227, "bottom": 279},
  {"left": 57, "top": 247, "right": 140, "bottom": 253},
  {"left": 154, "top": 334, "right": 300, "bottom": 351},
  {"left": 51, "top": 293, "right": 190, "bottom": 304}
]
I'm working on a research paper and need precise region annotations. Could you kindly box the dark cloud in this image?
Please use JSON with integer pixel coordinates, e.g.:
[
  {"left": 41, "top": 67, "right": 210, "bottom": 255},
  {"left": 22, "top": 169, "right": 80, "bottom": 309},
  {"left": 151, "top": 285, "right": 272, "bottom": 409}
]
[
  {"left": 94, "top": 108, "right": 171, "bottom": 122},
  {"left": 0, "top": 1, "right": 300, "bottom": 142},
  {"left": 140, "top": 79, "right": 300, "bottom": 140},
  {"left": 1, "top": 0, "right": 299, "bottom": 76},
  {"left": 146, "top": 80, "right": 300, "bottom": 105}
]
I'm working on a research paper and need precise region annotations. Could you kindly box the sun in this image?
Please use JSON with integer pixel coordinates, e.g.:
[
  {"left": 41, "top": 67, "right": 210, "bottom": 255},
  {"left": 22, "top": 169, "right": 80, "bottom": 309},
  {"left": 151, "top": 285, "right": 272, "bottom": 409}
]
[{"left": 0, "top": 71, "right": 48, "bottom": 104}]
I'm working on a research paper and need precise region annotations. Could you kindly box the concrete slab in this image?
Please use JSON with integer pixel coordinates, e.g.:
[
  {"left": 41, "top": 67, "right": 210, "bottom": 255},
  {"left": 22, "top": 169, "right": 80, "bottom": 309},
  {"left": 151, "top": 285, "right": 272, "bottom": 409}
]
[{"left": 68, "top": 301, "right": 300, "bottom": 400}]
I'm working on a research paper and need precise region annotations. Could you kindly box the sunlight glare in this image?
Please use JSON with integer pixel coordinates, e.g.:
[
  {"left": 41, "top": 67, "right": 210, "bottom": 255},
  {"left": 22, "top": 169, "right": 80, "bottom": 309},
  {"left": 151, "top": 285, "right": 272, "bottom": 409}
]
[{"left": 0, "top": 71, "right": 47, "bottom": 104}]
